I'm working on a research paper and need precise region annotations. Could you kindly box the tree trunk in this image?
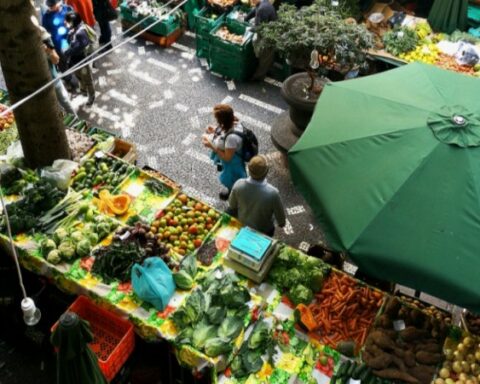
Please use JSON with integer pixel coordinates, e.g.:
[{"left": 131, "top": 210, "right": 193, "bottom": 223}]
[{"left": 0, "top": 0, "right": 71, "bottom": 168}]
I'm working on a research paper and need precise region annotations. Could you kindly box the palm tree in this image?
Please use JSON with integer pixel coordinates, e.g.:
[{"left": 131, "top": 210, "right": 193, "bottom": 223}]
[{"left": 0, "top": 0, "right": 71, "bottom": 168}]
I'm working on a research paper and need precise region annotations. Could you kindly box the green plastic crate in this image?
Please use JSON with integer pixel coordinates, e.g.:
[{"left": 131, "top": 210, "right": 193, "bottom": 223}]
[
  {"left": 195, "top": 33, "right": 211, "bottom": 59},
  {"left": 208, "top": 24, "right": 257, "bottom": 80},
  {"left": 226, "top": 5, "right": 251, "bottom": 28},
  {"left": 268, "top": 57, "right": 292, "bottom": 82},
  {"left": 120, "top": 2, "right": 180, "bottom": 36},
  {"left": 194, "top": 7, "right": 225, "bottom": 35}
]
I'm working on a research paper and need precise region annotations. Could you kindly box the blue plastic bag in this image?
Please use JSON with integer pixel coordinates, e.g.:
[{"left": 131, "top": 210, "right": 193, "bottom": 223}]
[{"left": 131, "top": 258, "right": 175, "bottom": 311}]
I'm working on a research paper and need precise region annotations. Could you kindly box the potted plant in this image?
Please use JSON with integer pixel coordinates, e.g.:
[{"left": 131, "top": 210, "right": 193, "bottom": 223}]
[{"left": 257, "top": 0, "right": 373, "bottom": 146}]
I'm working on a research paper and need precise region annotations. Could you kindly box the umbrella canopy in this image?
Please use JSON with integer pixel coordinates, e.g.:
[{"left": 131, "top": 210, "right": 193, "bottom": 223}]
[
  {"left": 289, "top": 63, "right": 480, "bottom": 312},
  {"left": 51, "top": 312, "right": 107, "bottom": 384},
  {"left": 428, "top": 0, "right": 468, "bottom": 34}
]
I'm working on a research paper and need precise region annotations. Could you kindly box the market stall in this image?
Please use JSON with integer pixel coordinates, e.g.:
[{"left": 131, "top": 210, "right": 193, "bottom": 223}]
[
  {"left": 2, "top": 88, "right": 480, "bottom": 383},
  {"left": 365, "top": 2, "right": 480, "bottom": 76}
]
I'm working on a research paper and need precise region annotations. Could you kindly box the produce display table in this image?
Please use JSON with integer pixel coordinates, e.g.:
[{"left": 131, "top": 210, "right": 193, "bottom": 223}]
[{"left": 1, "top": 92, "right": 478, "bottom": 383}]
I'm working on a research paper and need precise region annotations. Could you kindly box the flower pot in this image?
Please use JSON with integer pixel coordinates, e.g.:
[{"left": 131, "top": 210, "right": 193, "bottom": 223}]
[{"left": 280, "top": 72, "right": 329, "bottom": 132}]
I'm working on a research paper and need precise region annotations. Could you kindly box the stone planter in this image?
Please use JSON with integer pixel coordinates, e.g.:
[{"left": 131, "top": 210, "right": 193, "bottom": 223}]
[{"left": 271, "top": 72, "right": 329, "bottom": 153}]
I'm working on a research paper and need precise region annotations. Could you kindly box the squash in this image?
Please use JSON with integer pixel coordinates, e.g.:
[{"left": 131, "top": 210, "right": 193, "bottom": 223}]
[
  {"left": 296, "top": 304, "right": 318, "bottom": 332},
  {"left": 97, "top": 190, "right": 131, "bottom": 216}
]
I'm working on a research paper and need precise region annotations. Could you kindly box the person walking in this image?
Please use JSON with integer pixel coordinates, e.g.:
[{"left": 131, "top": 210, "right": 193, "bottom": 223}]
[
  {"left": 245, "top": 0, "right": 277, "bottom": 80},
  {"left": 65, "top": 12, "right": 96, "bottom": 106},
  {"left": 202, "top": 104, "right": 247, "bottom": 200},
  {"left": 92, "top": 0, "right": 115, "bottom": 50},
  {"left": 227, "top": 155, "right": 286, "bottom": 236},
  {"left": 66, "top": 0, "right": 96, "bottom": 27},
  {"left": 41, "top": 28, "right": 78, "bottom": 118}
]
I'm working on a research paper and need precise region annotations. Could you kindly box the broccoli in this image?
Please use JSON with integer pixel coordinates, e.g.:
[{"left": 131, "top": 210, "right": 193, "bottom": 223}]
[
  {"left": 288, "top": 284, "right": 313, "bottom": 306},
  {"left": 268, "top": 265, "right": 288, "bottom": 288},
  {"left": 58, "top": 241, "right": 76, "bottom": 261},
  {"left": 284, "top": 268, "right": 302, "bottom": 288},
  {"left": 307, "top": 268, "right": 324, "bottom": 293},
  {"left": 47, "top": 250, "right": 61, "bottom": 264}
]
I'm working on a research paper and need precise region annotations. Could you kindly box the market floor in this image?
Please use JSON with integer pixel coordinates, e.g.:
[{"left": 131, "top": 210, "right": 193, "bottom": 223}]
[{"left": 0, "top": 20, "right": 325, "bottom": 252}]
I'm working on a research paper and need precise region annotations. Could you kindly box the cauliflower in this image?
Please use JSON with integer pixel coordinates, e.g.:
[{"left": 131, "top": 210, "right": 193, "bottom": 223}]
[
  {"left": 47, "top": 250, "right": 61, "bottom": 264},
  {"left": 58, "top": 241, "right": 76, "bottom": 261}
]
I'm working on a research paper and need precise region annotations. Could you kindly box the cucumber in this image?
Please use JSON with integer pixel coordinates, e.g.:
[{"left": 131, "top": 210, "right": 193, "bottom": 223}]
[
  {"left": 346, "top": 361, "right": 356, "bottom": 378},
  {"left": 338, "top": 360, "right": 351, "bottom": 377},
  {"left": 352, "top": 363, "right": 367, "bottom": 380}
]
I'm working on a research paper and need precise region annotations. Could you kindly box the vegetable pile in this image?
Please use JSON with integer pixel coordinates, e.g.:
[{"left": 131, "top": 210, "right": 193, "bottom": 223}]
[
  {"left": 0, "top": 164, "right": 38, "bottom": 196},
  {"left": 215, "top": 26, "right": 244, "bottom": 44},
  {"left": 439, "top": 334, "right": 480, "bottom": 383},
  {"left": 397, "top": 294, "right": 452, "bottom": 326},
  {"left": 144, "top": 178, "right": 173, "bottom": 197},
  {"left": 40, "top": 211, "right": 116, "bottom": 265},
  {"left": 172, "top": 268, "right": 252, "bottom": 358},
  {"left": 66, "top": 129, "right": 95, "bottom": 163},
  {"left": 173, "top": 254, "right": 198, "bottom": 290},
  {"left": 332, "top": 360, "right": 375, "bottom": 384},
  {"left": 72, "top": 155, "right": 134, "bottom": 192},
  {"left": 153, "top": 194, "right": 221, "bottom": 256},
  {"left": 0, "top": 179, "right": 65, "bottom": 235},
  {"left": 399, "top": 44, "right": 440, "bottom": 64},
  {"left": 229, "top": 320, "right": 273, "bottom": 378},
  {"left": 268, "top": 246, "right": 330, "bottom": 305},
  {"left": 362, "top": 296, "right": 448, "bottom": 384},
  {"left": 383, "top": 27, "right": 419, "bottom": 56},
  {"left": 0, "top": 104, "right": 14, "bottom": 132},
  {"left": 300, "top": 271, "right": 383, "bottom": 354},
  {"left": 435, "top": 54, "right": 476, "bottom": 76}
]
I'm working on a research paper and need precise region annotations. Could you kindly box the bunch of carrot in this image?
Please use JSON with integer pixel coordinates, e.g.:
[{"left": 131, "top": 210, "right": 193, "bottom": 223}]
[{"left": 304, "top": 271, "right": 384, "bottom": 352}]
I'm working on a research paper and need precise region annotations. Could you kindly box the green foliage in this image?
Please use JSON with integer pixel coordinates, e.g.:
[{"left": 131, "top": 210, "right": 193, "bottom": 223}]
[
  {"left": 383, "top": 27, "right": 419, "bottom": 56},
  {"left": 218, "top": 316, "right": 243, "bottom": 342},
  {"left": 257, "top": 0, "right": 372, "bottom": 72},
  {"left": 192, "top": 320, "right": 218, "bottom": 350},
  {"left": 206, "top": 306, "right": 227, "bottom": 325}
]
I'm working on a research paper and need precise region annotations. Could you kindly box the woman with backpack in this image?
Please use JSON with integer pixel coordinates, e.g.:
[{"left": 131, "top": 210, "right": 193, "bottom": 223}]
[
  {"left": 202, "top": 104, "right": 248, "bottom": 200},
  {"left": 65, "top": 12, "right": 96, "bottom": 106}
]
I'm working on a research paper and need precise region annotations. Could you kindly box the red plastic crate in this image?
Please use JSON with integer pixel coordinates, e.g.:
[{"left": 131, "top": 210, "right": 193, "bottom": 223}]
[{"left": 51, "top": 296, "right": 135, "bottom": 382}]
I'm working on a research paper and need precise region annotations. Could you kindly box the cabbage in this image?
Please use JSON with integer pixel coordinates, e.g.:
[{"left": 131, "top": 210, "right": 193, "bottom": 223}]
[
  {"left": 70, "top": 230, "right": 83, "bottom": 244},
  {"left": 173, "top": 270, "right": 194, "bottom": 290},
  {"left": 41, "top": 239, "right": 56, "bottom": 257},
  {"left": 180, "top": 254, "right": 197, "bottom": 278},
  {"left": 204, "top": 337, "right": 232, "bottom": 357},
  {"left": 248, "top": 321, "right": 270, "bottom": 350},
  {"left": 192, "top": 321, "right": 217, "bottom": 350},
  {"left": 206, "top": 306, "right": 226, "bottom": 325},
  {"left": 53, "top": 227, "right": 69, "bottom": 245},
  {"left": 58, "top": 241, "right": 76, "bottom": 260},
  {"left": 218, "top": 316, "right": 243, "bottom": 342},
  {"left": 47, "top": 250, "right": 61, "bottom": 264}
]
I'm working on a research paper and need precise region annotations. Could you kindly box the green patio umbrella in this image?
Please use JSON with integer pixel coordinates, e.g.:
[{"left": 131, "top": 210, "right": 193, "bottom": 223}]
[
  {"left": 428, "top": 0, "right": 468, "bottom": 33},
  {"left": 51, "top": 312, "right": 107, "bottom": 384},
  {"left": 289, "top": 63, "right": 480, "bottom": 313}
]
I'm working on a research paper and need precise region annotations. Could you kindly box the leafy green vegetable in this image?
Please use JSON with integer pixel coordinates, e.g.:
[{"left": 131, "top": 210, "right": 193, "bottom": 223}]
[
  {"left": 218, "top": 316, "right": 243, "bottom": 342},
  {"left": 383, "top": 27, "right": 418, "bottom": 56},
  {"left": 206, "top": 306, "right": 226, "bottom": 325},
  {"left": 221, "top": 285, "right": 250, "bottom": 309},
  {"left": 192, "top": 321, "right": 218, "bottom": 350},
  {"left": 173, "top": 270, "right": 194, "bottom": 290},
  {"left": 230, "top": 354, "right": 247, "bottom": 377},
  {"left": 242, "top": 349, "right": 263, "bottom": 374},
  {"left": 204, "top": 337, "right": 232, "bottom": 357},
  {"left": 449, "top": 30, "right": 480, "bottom": 44},
  {"left": 288, "top": 284, "right": 313, "bottom": 306},
  {"left": 180, "top": 254, "right": 197, "bottom": 278},
  {"left": 175, "top": 326, "right": 194, "bottom": 345},
  {"left": 248, "top": 321, "right": 270, "bottom": 350}
]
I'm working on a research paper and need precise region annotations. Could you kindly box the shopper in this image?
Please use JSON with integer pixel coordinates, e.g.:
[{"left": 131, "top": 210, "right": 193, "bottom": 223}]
[
  {"left": 66, "top": 0, "right": 96, "bottom": 27},
  {"left": 65, "top": 12, "right": 96, "bottom": 106},
  {"left": 41, "top": 28, "right": 78, "bottom": 118},
  {"left": 227, "top": 155, "right": 286, "bottom": 236},
  {"left": 202, "top": 104, "right": 247, "bottom": 200},
  {"left": 245, "top": 0, "right": 277, "bottom": 80},
  {"left": 42, "top": 0, "right": 73, "bottom": 55},
  {"left": 92, "top": 0, "right": 115, "bottom": 50}
]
